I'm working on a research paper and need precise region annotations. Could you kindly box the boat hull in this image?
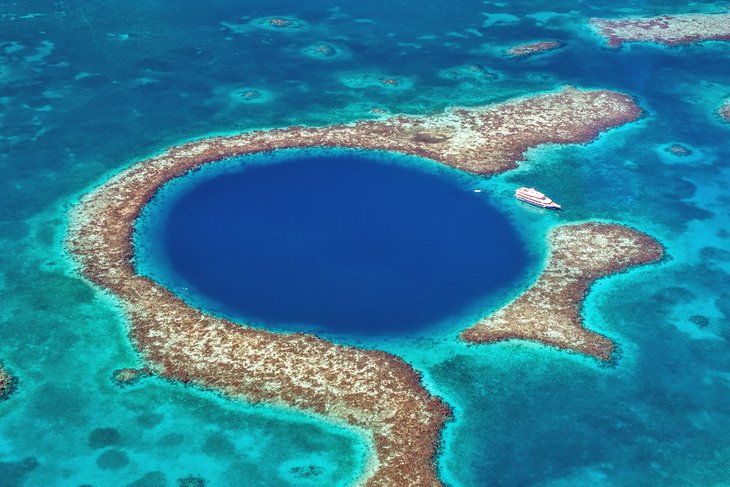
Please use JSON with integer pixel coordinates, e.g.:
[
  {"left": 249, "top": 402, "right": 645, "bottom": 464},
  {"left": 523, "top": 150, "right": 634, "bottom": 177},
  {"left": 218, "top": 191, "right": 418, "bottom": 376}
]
[
  {"left": 515, "top": 192, "right": 561, "bottom": 210},
  {"left": 515, "top": 195, "right": 561, "bottom": 209}
]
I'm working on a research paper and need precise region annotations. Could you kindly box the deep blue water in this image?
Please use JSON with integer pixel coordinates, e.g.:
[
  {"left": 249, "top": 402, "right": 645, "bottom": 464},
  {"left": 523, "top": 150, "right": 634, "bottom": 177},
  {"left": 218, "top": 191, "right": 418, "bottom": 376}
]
[
  {"left": 138, "top": 151, "right": 531, "bottom": 337},
  {"left": 2, "top": 0, "right": 730, "bottom": 485}
]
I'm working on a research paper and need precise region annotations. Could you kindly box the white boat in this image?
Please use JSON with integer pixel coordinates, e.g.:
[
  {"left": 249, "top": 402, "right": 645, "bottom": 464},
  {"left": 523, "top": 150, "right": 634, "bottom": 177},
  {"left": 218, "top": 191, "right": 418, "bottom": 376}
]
[{"left": 515, "top": 187, "right": 561, "bottom": 209}]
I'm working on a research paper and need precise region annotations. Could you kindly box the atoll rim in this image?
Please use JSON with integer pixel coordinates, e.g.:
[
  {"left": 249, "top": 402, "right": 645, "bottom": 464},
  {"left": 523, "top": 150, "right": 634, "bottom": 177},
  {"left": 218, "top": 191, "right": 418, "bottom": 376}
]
[
  {"left": 67, "top": 88, "right": 642, "bottom": 485},
  {"left": 7, "top": 2, "right": 730, "bottom": 485}
]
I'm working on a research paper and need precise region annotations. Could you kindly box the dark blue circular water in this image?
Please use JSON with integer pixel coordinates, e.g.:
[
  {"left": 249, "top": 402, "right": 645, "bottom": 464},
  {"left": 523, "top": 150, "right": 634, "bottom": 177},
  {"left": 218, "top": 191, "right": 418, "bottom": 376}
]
[{"left": 138, "top": 150, "right": 531, "bottom": 337}]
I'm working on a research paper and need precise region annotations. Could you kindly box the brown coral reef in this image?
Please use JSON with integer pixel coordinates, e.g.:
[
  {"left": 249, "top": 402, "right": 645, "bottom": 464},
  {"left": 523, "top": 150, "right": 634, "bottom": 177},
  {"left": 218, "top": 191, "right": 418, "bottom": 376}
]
[
  {"left": 67, "top": 87, "right": 641, "bottom": 485},
  {"left": 0, "top": 366, "right": 14, "bottom": 399},
  {"left": 590, "top": 13, "right": 730, "bottom": 47},
  {"left": 507, "top": 41, "right": 563, "bottom": 58},
  {"left": 664, "top": 143, "right": 692, "bottom": 157},
  {"left": 113, "top": 367, "right": 151, "bottom": 386},
  {"left": 462, "top": 223, "right": 664, "bottom": 361},
  {"left": 720, "top": 98, "right": 730, "bottom": 122}
]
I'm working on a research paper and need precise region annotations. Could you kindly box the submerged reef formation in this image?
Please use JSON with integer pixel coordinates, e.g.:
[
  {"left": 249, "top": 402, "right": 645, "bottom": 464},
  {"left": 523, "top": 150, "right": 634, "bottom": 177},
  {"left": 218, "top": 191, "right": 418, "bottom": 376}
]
[
  {"left": 67, "top": 87, "right": 641, "bottom": 485},
  {"left": 438, "top": 63, "right": 500, "bottom": 84},
  {"left": 228, "top": 87, "right": 274, "bottom": 105},
  {"left": 0, "top": 366, "right": 15, "bottom": 399},
  {"left": 339, "top": 73, "right": 413, "bottom": 91},
  {"left": 238, "top": 90, "right": 261, "bottom": 100},
  {"left": 113, "top": 367, "right": 151, "bottom": 387},
  {"left": 221, "top": 16, "right": 308, "bottom": 35},
  {"left": 256, "top": 16, "right": 307, "bottom": 31},
  {"left": 302, "top": 43, "right": 348, "bottom": 61},
  {"left": 462, "top": 223, "right": 664, "bottom": 361},
  {"left": 689, "top": 315, "right": 710, "bottom": 329},
  {"left": 309, "top": 43, "right": 337, "bottom": 57},
  {"left": 590, "top": 13, "right": 730, "bottom": 47},
  {"left": 664, "top": 143, "right": 692, "bottom": 157},
  {"left": 506, "top": 41, "right": 564, "bottom": 58},
  {"left": 720, "top": 98, "right": 730, "bottom": 122}
]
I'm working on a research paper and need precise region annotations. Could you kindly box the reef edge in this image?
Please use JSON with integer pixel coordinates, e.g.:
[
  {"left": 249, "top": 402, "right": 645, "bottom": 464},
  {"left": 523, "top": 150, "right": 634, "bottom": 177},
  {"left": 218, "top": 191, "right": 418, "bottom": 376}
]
[
  {"left": 461, "top": 222, "right": 665, "bottom": 361},
  {"left": 66, "top": 87, "right": 643, "bottom": 486}
]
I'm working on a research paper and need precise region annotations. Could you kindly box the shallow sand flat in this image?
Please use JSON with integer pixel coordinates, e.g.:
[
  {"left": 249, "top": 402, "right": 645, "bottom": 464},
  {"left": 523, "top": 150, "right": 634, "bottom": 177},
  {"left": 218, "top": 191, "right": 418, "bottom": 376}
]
[
  {"left": 67, "top": 87, "right": 645, "bottom": 486},
  {"left": 590, "top": 12, "right": 730, "bottom": 47}
]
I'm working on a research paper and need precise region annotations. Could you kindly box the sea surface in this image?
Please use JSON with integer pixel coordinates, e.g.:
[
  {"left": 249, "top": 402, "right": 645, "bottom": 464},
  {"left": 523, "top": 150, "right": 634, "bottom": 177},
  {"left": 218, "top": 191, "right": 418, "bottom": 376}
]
[{"left": 1, "top": 0, "right": 730, "bottom": 485}]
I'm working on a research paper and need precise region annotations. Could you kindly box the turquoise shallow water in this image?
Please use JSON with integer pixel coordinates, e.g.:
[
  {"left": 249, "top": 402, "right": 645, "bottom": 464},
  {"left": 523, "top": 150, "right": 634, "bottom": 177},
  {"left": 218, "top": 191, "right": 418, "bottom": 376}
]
[{"left": 1, "top": 0, "right": 730, "bottom": 485}]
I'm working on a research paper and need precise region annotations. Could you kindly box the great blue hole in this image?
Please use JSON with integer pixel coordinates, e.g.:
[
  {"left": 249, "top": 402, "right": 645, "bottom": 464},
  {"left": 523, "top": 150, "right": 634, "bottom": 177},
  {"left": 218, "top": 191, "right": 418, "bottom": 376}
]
[{"left": 134, "top": 149, "right": 531, "bottom": 337}]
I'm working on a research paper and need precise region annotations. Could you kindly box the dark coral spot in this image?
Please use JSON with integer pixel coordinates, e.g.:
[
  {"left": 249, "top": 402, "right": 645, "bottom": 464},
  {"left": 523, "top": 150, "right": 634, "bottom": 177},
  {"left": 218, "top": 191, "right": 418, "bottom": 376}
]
[
  {"left": 88, "top": 427, "right": 121, "bottom": 449},
  {"left": 202, "top": 432, "right": 235, "bottom": 457},
  {"left": 126, "top": 471, "right": 168, "bottom": 487},
  {"left": 700, "top": 246, "right": 730, "bottom": 262},
  {"left": 178, "top": 476, "right": 207, "bottom": 487},
  {"left": 653, "top": 286, "right": 695, "bottom": 305},
  {"left": 689, "top": 315, "right": 710, "bottom": 328},
  {"left": 157, "top": 433, "right": 184, "bottom": 447},
  {"left": 96, "top": 449, "right": 130, "bottom": 470},
  {"left": 136, "top": 411, "right": 164, "bottom": 428},
  {"left": 664, "top": 143, "right": 692, "bottom": 156},
  {"left": 0, "top": 457, "right": 38, "bottom": 486},
  {"left": 290, "top": 464, "right": 323, "bottom": 479}
]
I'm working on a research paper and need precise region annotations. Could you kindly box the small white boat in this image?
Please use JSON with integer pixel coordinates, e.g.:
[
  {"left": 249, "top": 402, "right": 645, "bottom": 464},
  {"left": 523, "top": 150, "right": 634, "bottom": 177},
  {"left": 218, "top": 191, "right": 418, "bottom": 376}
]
[{"left": 515, "top": 187, "right": 561, "bottom": 209}]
